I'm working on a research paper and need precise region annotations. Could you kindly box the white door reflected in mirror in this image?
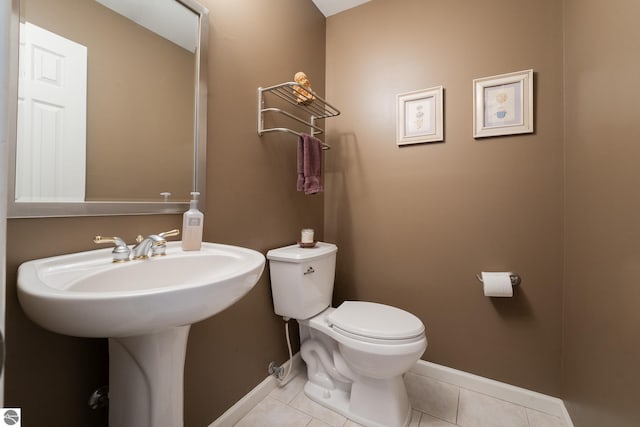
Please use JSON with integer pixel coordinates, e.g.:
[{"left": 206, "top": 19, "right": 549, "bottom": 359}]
[{"left": 17, "top": 22, "right": 87, "bottom": 202}]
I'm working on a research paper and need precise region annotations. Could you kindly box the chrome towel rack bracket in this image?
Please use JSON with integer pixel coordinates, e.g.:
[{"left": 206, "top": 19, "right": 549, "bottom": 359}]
[{"left": 258, "top": 82, "right": 340, "bottom": 149}]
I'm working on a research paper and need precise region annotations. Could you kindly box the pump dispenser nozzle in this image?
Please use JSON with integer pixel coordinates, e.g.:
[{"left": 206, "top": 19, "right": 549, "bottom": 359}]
[{"left": 189, "top": 192, "right": 200, "bottom": 208}]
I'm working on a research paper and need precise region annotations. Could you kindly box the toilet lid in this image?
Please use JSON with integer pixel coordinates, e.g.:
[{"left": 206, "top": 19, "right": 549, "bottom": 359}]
[{"left": 327, "top": 301, "right": 425, "bottom": 340}]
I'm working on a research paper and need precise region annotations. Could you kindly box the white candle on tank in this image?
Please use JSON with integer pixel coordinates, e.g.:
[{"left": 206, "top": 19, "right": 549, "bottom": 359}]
[{"left": 301, "top": 229, "right": 314, "bottom": 243}]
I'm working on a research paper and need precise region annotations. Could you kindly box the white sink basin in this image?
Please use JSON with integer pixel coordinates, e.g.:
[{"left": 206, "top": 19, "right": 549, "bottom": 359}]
[
  {"left": 17, "top": 241, "right": 265, "bottom": 427},
  {"left": 17, "top": 241, "right": 265, "bottom": 337}
]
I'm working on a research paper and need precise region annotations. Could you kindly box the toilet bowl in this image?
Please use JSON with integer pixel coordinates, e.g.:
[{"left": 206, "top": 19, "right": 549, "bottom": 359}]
[{"left": 267, "top": 242, "right": 427, "bottom": 427}]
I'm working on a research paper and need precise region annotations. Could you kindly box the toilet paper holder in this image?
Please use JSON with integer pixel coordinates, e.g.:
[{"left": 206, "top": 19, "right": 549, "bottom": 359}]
[{"left": 475, "top": 272, "right": 521, "bottom": 287}]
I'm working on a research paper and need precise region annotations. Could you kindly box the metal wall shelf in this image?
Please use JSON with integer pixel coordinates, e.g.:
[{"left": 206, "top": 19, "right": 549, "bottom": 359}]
[{"left": 257, "top": 82, "right": 340, "bottom": 148}]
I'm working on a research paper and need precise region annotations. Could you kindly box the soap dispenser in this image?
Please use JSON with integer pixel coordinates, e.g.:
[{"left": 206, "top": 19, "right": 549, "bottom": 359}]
[{"left": 182, "top": 192, "right": 203, "bottom": 251}]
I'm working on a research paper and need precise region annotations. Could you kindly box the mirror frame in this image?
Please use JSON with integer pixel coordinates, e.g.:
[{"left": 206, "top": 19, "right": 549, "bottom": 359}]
[{"left": 7, "top": 0, "right": 208, "bottom": 218}]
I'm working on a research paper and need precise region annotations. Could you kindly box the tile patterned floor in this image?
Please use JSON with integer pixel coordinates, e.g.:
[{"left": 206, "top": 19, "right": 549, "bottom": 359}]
[{"left": 233, "top": 371, "right": 566, "bottom": 427}]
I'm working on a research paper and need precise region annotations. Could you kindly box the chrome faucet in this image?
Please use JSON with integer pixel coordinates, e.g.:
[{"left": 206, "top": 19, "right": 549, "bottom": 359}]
[
  {"left": 132, "top": 229, "right": 180, "bottom": 259},
  {"left": 94, "top": 229, "right": 180, "bottom": 262},
  {"left": 93, "top": 236, "right": 131, "bottom": 263},
  {"left": 131, "top": 235, "right": 166, "bottom": 260}
]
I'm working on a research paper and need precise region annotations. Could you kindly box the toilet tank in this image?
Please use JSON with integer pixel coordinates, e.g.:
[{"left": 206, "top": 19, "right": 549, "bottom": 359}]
[{"left": 266, "top": 242, "right": 337, "bottom": 320}]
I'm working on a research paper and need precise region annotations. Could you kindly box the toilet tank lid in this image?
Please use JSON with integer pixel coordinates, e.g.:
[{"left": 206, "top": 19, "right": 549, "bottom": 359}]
[{"left": 266, "top": 242, "right": 338, "bottom": 263}]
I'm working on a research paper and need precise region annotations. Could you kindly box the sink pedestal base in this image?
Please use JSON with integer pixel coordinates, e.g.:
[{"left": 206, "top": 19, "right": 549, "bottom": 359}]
[{"left": 108, "top": 325, "right": 191, "bottom": 427}]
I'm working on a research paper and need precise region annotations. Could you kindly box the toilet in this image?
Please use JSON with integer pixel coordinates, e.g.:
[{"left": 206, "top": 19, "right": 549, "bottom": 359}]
[{"left": 267, "top": 242, "right": 427, "bottom": 427}]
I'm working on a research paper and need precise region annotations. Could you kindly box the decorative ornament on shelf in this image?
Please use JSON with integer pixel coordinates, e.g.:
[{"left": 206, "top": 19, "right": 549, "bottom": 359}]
[{"left": 293, "top": 71, "right": 316, "bottom": 105}]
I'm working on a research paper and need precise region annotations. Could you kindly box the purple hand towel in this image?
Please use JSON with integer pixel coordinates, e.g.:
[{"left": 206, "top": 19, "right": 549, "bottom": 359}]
[
  {"left": 297, "top": 136, "right": 305, "bottom": 192},
  {"left": 297, "top": 133, "right": 324, "bottom": 195}
]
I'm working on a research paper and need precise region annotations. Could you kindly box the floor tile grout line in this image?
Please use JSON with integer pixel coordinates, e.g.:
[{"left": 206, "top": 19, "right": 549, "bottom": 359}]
[
  {"left": 414, "top": 410, "right": 422, "bottom": 426},
  {"left": 524, "top": 406, "right": 532, "bottom": 427},
  {"left": 288, "top": 393, "right": 348, "bottom": 427},
  {"left": 455, "top": 384, "right": 461, "bottom": 425},
  {"left": 457, "top": 384, "right": 542, "bottom": 416},
  {"left": 418, "top": 409, "right": 463, "bottom": 426},
  {"left": 271, "top": 394, "right": 321, "bottom": 425}
]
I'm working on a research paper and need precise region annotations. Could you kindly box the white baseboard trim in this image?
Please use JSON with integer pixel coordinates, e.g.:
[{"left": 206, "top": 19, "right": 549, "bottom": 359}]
[
  {"left": 409, "top": 360, "right": 573, "bottom": 427},
  {"left": 209, "top": 354, "right": 573, "bottom": 427},
  {"left": 208, "top": 353, "right": 304, "bottom": 427}
]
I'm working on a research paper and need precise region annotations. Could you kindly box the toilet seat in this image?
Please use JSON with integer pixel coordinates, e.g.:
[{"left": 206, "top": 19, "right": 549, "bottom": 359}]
[{"left": 327, "top": 301, "right": 424, "bottom": 343}]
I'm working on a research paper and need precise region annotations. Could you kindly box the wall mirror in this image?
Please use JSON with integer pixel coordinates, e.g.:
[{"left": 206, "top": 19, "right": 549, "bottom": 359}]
[{"left": 7, "top": 0, "right": 208, "bottom": 217}]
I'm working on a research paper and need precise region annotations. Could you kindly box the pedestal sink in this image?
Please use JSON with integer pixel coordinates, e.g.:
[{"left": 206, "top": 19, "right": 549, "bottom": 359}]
[{"left": 17, "top": 241, "right": 265, "bottom": 427}]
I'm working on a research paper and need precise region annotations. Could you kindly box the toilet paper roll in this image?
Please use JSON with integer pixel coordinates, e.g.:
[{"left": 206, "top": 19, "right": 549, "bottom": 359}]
[{"left": 481, "top": 272, "right": 513, "bottom": 297}]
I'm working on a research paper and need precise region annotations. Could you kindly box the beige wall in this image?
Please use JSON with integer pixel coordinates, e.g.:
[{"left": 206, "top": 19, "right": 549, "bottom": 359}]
[
  {"left": 185, "top": 0, "right": 326, "bottom": 424},
  {"left": 563, "top": 0, "right": 640, "bottom": 425},
  {"left": 325, "top": 0, "right": 564, "bottom": 395},
  {"left": 5, "top": 0, "right": 325, "bottom": 426}
]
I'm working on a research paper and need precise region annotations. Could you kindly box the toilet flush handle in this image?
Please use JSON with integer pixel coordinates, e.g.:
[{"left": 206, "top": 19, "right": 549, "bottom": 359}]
[{"left": 304, "top": 266, "right": 315, "bottom": 275}]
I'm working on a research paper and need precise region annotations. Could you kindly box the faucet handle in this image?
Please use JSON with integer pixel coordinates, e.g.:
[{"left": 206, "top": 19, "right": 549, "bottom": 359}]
[
  {"left": 151, "top": 233, "right": 172, "bottom": 257},
  {"left": 94, "top": 235, "right": 126, "bottom": 246},
  {"left": 94, "top": 236, "right": 131, "bottom": 263},
  {"left": 134, "top": 229, "right": 179, "bottom": 244},
  {"left": 150, "top": 230, "right": 179, "bottom": 257},
  {"left": 158, "top": 229, "right": 180, "bottom": 239}
]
